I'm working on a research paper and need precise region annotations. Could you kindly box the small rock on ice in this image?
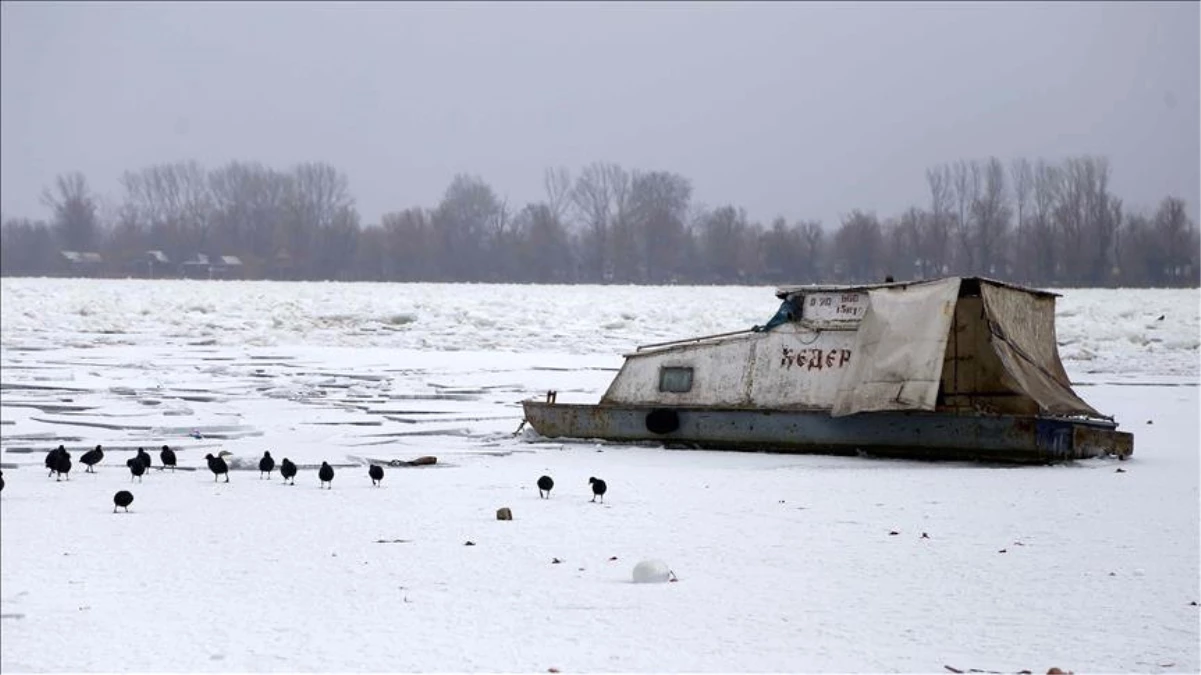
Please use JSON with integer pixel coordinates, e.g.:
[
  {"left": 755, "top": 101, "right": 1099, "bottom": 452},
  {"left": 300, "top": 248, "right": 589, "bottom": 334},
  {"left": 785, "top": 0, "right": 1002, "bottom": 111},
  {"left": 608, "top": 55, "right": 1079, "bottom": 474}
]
[{"left": 632, "top": 559, "right": 672, "bottom": 584}]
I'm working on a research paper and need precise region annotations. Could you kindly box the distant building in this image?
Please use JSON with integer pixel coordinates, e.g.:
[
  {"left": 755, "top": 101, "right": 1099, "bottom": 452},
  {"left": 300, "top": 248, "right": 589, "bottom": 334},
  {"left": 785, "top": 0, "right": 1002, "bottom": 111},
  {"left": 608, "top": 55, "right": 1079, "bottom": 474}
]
[
  {"left": 59, "top": 250, "right": 104, "bottom": 276},
  {"left": 129, "top": 250, "right": 171, "bottom": 278},
  {"left": 179, "top": 253, "right": 245, "bottom": 280},
  {"left": 179, "top": 253, "right": 213, "bottom": 279},
  {"left": 217, "top": 255, "right": 244, "bottom": 279}
]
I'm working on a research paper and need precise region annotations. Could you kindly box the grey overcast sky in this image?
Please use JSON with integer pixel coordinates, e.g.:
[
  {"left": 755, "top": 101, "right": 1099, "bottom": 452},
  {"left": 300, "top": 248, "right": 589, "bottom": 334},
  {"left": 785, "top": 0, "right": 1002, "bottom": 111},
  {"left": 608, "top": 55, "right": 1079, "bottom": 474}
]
[{"left": 2, "top": 1, "right": 1198, "bottom": 228}]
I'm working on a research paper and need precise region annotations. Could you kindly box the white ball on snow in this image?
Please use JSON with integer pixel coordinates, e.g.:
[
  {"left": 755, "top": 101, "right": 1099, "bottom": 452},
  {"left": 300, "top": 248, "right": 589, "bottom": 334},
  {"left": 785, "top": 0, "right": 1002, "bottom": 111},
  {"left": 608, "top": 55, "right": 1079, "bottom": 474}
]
[{"left": 632, "top": 559, "right": 672, "bottom": 584}]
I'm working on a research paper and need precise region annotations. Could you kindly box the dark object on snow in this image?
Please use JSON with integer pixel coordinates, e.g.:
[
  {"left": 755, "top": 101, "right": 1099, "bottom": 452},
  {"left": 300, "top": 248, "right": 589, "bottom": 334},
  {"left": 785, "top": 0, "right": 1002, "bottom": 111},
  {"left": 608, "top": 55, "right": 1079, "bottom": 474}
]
[
  {"left": 205, "top": 453, "right": 229, "bottom": 482},
  {"left": 280, "top": 458, "right": 297, "bottom": 485},
  {"left": 135, "top": 448, "right": 152, "bottom": 470},
  {"left": 318, "top": 462, "right": 335, "bottom": 489},
  {"left": 113, "top": 490, "right": 134, "bottom": 512},
  {"left": 259, "top": 451, "right": 275, "bottom": 479},
  {"left": 589, "top": 476, "right": 607, "bottom": 503},
  {"left": 160, "top": 445, "right": 177, "bottom": 471},
  {"left": 1, "top": 470, "right": 5, "bottom": 492},
  {"left": 368, "top": 464, "right": 384, "bottom": 487},
  {"left": 80, "top": 445, "right": 104, "bottom": 473},
  {"left": 537, "top": 475, "right": 554, "bottom": 499},
  {"left": 46, "top": 445, "right": 69, "bottom": 478},
  {"left": 885, "top": 275, "right": 895, "bottom": 283},
  {"left": 497, "top": 507, "right": 513, "bottom": 520},
  {"left": 127, "top": 457, "right": 146, "bottom": 482},
  {"left": 54, "top": 452, "right": 72, "bottom": 481}
]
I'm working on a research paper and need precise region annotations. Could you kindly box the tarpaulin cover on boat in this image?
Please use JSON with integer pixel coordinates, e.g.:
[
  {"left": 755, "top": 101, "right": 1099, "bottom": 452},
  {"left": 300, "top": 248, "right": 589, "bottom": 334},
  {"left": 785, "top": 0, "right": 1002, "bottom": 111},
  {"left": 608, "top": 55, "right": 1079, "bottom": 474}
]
[
  {"left": 831, "top": 277, "right": 961, "bottom": 417},
  {"left": 979, "top": 280, "right": 1102, "bottom": 418}
]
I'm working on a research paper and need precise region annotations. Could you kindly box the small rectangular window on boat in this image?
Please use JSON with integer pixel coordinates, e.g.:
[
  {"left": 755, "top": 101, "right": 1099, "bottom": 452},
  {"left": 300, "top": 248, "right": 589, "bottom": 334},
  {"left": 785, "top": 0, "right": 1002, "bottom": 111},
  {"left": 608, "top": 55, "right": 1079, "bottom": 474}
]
[{"left": 659, "top": 366, "right": 694, "bottom": 393}]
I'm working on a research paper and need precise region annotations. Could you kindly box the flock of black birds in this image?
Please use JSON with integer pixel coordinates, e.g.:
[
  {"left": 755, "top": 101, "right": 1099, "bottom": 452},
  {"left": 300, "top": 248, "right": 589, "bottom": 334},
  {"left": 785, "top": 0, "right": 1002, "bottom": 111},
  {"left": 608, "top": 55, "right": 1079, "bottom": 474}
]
[
  {"left": 23, "top": 443, "right": 396, "bottom": 512},
  {"left": 3, "top": 445, "right": 611, "bottom": 512}
]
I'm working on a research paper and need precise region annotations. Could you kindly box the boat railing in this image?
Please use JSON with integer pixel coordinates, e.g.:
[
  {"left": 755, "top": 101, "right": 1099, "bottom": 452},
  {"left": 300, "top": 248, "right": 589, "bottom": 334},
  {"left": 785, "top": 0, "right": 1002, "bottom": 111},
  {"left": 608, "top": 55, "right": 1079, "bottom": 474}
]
[{"left": 635, "top": 328, "right": 757, "bottom": 352}]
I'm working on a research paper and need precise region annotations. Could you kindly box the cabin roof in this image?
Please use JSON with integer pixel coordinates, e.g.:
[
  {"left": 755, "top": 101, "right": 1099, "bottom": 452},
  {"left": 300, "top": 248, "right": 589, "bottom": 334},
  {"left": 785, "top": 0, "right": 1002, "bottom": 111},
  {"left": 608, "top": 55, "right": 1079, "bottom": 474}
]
[{"left": 774, "top": 276, "right": 1060, "bottom": 300}]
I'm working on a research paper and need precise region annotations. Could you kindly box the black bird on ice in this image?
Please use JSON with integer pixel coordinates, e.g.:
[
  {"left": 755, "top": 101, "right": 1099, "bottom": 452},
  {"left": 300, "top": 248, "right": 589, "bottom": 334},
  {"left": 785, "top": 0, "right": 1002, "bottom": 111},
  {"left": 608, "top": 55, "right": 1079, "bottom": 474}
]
[
  {"left": 280, "top": 458, "right": 297, "bottom": 485},
  {"left": 113, "top": 490, "right": 134, "bottom": 513},
  {"left": 127, "top": 456, "right": 146, "bottom": 482},
  {"left": 53, "top": 452, "right": 72, "bottom": 481},
  {"left": 318, "top": 461, "right": 335, "bottom": 489},
  {"left": 589, "top": 477, "right": 607, "bottom": 503},
  {"left": 135, "top": 448, "right": 153, "bottom": 471},
  {"left": 80, "top": 445, "right": 104, "bottom": 473},
  {"left": 45, "top": 445, "right": 69, "bottom": 478},
  {"left": 259, "top": 451, "right": 275, "bottom": 479},
  {"left": 368, "top": 464, "right": 384, "bottom": 487},
  {"left": 205, "top": 453, "right": 230, "bottom": 482},
  {"left": 537, "top": 475, "right": 554, "bottom": 499},
  {"left": 160, "top": 445, "right": 177, "bottom": 472}
]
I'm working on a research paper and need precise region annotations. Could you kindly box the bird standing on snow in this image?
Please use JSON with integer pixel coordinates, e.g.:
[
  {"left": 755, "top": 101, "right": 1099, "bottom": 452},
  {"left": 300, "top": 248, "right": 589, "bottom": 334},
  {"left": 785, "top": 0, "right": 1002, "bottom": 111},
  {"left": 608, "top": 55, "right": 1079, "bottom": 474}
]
[
  {"left": 160, "top": 445, "right": 177, "bottom": 471},
  {"left": 589, "top": 476, "right": 607, "bottom": 503},
  {"left": 80, "top": 445, "right": 104, "bottom": 473},
  {"left": 46, "top": 445, "right": 68, "bottom": 478},
  {"left": 538, "top": 475, "right": 554, "bottom": 499},
  {"left": 368, "top": 464, "right": 384, "bottom": 487},
  {"left": 1, "top": 470, "right": 5, "bottom": 493},
  {"left": 54, "top": 452, "right": 72, "bottom": 481},
  {"left": 113, "top": 490, "right": 134, "bottom": 513},
  {"left": 259, "top": 451, "right": 275, "bottom": 479},
  {"left": 205, "top": 453, "right": 230, "bottom": 482},
  {"left": 135, "top": 448, "right": 152, "bottom": 471},
  {"left": 127, "top": 457, "right": 146, "bottom": 482},
  {"left": 280, "top": 458, "right": 297, "bottom": 485},
  {"left": 318, "top": 461, "right": 335, "bottom": 489}
]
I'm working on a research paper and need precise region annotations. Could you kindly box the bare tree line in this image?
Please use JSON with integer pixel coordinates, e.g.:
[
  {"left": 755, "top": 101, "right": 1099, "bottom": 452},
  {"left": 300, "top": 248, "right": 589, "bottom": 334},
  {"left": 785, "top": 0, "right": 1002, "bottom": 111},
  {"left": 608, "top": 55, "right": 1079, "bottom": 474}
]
[{"left": 1, "top": 156, "right": 1196, "bottom": 287}]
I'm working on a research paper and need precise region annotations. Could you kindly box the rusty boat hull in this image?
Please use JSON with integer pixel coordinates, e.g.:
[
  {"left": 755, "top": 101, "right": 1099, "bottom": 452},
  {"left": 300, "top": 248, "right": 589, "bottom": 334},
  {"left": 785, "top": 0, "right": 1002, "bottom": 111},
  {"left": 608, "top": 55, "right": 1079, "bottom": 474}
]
[{"left": 520, "top": 401, "right": 1134, "bottom": 464}]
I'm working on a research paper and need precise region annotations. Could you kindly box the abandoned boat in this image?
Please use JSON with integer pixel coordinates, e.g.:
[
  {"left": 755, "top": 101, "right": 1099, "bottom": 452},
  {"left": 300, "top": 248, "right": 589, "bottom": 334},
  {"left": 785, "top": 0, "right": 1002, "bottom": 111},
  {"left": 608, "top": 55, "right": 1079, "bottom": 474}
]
[{"left": 520, "top": 276, "right": 1133, "bottom": 464}]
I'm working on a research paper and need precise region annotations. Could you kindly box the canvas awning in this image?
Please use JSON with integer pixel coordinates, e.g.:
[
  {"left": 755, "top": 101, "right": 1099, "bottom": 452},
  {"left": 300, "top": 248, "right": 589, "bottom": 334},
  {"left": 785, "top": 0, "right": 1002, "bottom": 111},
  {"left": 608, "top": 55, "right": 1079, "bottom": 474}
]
[
  {"left": 831, "top": 276, "right": 1102, "bottom": 419},
  {"left": 831, "top": 277, "right": 961, "bottom": 417},
  {"left": 978, "top": 281, "right": 1102, "bottom": 418}
]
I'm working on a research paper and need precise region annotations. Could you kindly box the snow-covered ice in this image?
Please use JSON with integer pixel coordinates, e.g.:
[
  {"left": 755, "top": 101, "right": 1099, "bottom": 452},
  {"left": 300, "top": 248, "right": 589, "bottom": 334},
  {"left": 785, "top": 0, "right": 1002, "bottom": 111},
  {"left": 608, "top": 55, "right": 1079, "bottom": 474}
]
[{"left": 1, "top": 278, "right": 1197, "bottom": 673}]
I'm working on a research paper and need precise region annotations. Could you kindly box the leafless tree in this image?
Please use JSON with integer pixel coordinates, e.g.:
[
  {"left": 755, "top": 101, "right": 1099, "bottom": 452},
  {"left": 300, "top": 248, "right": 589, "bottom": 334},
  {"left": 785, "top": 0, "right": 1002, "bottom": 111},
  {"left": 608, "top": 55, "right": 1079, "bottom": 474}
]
[
  {"left": 697, "top": 205, "right": 749, "bottom": 282},
  {"left": 514, "top": 202, "right": 574, "bottom": 283},
  {"left": 1009, "top": 158, "right": 1033, "bottom": 281},
  {"left": 1, "top": 217, "right": 58, "bottom": 275},
  {"left": 379, "top": 207, "right": 433, "bottom": 280},
  {"left": 433, "top": 174, "right": 501, "bottom": 281},
  {"left": 950, "top": 160, "right": 979, "bottom": 272},
  {"left": 889, "top": 207, "right": 925, "bottom": 280},
  {"left": 41, "top": 172, "right": 101, "bottom": 252},
  {"left": 1027, "top": 159, "right": 1060, "bottom": 284},
  {"left": 833, "top": 210, "right": 883, "bottom": 282},
  {"left": 626, "top": 170, "right": 692, "bottom": 283},
  {"left": 543, "top": 166, "right": 573, "bottom": 223},
  {"left": 570, "top": 162, "right": 613, "bottom": 282},
  {"left": 924, "top": 165, "right": 953, "bottom": 276},
  {"left": 969, "top": 157, "right": 1011, "bottom": 276},
  {"left": 797, "top": 220, "right": 825, "bottom": 282},
  {"left": 1153, "top": 196, "right": 1197, "bottom": 285}
]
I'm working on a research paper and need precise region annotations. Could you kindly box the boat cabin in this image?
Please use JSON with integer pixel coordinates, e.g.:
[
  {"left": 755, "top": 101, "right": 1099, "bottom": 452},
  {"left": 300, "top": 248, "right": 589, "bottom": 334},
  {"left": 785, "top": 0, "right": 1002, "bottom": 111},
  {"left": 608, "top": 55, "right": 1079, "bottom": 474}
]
[{"left": 599, "top": 276, "right": 1104, "bottom": 420}]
